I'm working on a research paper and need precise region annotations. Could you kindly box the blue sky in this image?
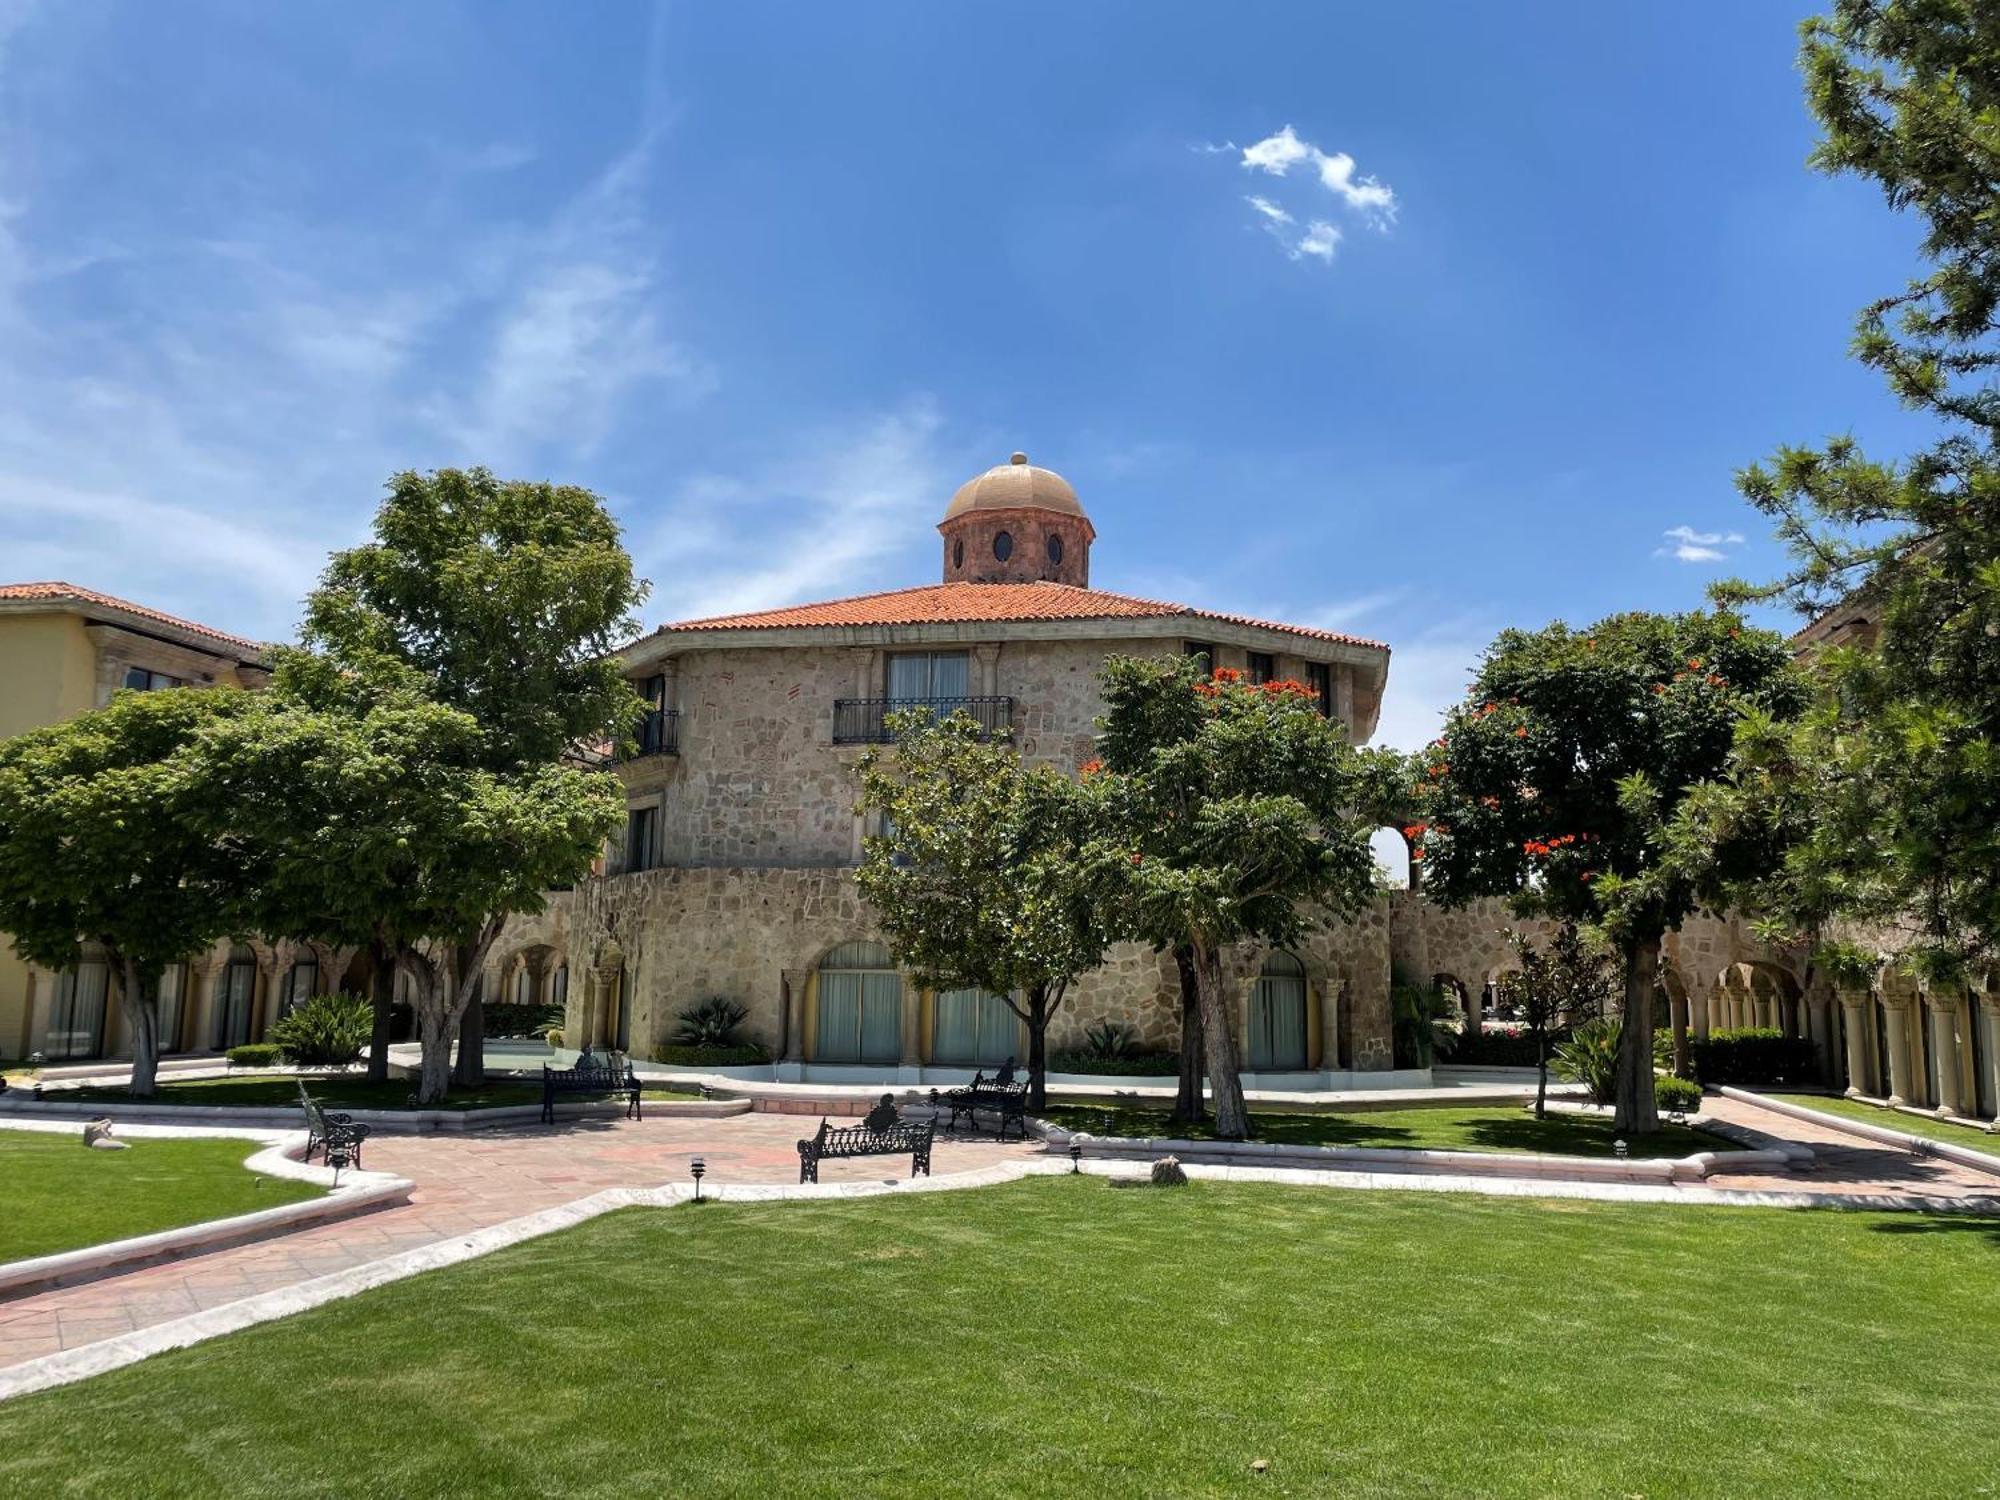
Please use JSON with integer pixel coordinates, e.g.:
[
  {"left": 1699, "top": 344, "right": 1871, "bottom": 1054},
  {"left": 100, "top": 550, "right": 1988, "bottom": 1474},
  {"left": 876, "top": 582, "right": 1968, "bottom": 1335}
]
[{"left": 0, "top": 1, "right": 1935, "bottom": 749}]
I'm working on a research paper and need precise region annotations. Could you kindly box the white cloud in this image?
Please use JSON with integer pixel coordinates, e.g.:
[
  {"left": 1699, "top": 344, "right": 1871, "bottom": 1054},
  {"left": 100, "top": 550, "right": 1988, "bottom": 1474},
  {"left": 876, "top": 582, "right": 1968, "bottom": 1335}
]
[
  {"left": 1293, "top": 220, "right": 1340, "bottom": 262},
  {"left": 1245, "top": 195, "right": 1293, "bottom": 226},
  {"left": 1238, "top": 125, "right": 1397, "bottom": 226},
  {"left": 1657, "top": 524, "right": 1747, "bottom": 565}
]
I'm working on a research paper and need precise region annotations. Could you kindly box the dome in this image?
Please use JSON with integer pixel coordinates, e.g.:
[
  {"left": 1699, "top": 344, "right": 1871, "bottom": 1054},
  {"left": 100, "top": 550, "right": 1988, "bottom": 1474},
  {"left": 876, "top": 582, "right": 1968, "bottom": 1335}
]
[{"left": 942, "top": 452, "right": 1087, "bottom": 523}]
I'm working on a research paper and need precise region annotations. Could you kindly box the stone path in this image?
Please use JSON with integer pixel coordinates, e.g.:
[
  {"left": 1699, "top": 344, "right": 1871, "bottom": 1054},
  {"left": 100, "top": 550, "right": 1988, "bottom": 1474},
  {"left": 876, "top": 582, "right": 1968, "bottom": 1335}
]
[
  {"left": 0, "top": 1113, "right": 1038, "bottom": 1372},
  {"left": 1698, "top": 1093, "right": 2000, "bottom": 1199}
]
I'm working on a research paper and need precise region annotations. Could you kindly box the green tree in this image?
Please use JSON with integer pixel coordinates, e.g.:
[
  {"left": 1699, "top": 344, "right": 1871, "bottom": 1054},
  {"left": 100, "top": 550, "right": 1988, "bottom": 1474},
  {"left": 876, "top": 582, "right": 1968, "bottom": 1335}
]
[
  {"left": 1414, "top": 613, "right": 1808, "bottom": 1132},
  {"left": 1077, "top": 657, "right": 1395, "bottom": 1140},
  {"left": 1504, "top": 922, "right": 1614, "bottom": 1118},
  {"left": 855, "top": 709, "right": 1111, "bottom": 1110},
  {"left": 0, "top": 688, "right": 256, "bottom": 1096},
  {"left": 207, "top": 690, "right": 622, "bottom": 1103},
  {"left": 1710, "top": 1, "right": 2000, "bottom": 981},
  {"left": 286, "top": 468, "right": 648, "bottom": 1081}
]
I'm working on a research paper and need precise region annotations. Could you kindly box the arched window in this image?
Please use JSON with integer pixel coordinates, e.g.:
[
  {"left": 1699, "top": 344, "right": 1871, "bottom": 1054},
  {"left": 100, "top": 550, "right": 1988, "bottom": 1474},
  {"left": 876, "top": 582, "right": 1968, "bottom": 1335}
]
[
  {"left": 47, "top": 958, "right": 110, "bottom": 1059},
  {"left": 815, "top": 941, "right": 901, "bottom": 1064},
  {"left": 1249, "top": 951, "right": 1308, "bottom": 1071},
  {"left": 214, "top": 948, "right": 257, "bottom": 1049},
  {"left": 932, "top": 988, "right": 1019, "bottom": 1067},
  {"left": 1370, "top": 827, "right": 1411, "bottom": 890}
]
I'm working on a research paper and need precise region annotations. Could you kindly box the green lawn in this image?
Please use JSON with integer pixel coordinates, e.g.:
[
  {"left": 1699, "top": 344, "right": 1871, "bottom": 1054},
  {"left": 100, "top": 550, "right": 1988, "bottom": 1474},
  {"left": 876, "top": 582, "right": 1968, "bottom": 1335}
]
[
  {"left": 1046, "top": 1101, "right": 1725, "bottom": 1159},
  {"left": 0, "top": 1180, "right": 1993, "bottom": 1497},
  {"left": 1767, "top": 1091, "right": 2000, "bottom": 1149},
  {"left": 52, "top": 1073, "right": 700, "bottom": 1111},
  {"left": 0, "top": 1127, "right": 321, "bottom": 1263}
]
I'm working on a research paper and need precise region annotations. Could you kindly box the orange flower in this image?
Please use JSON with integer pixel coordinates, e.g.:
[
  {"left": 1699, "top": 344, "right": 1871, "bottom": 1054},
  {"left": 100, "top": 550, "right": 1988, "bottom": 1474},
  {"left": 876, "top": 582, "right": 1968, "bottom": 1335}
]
[
  {"left": 1079, "top": 758, "right": 1104, "bottom": 777},
  {"left": 1514, "top": 726, "right": 1528, "bottom": 738},
  {"left": 1687, "top": 658, "right": 1703, "bottom": 670},
  {"left": 1652, "top": 682, "right": 1668, "bottom": 695}
]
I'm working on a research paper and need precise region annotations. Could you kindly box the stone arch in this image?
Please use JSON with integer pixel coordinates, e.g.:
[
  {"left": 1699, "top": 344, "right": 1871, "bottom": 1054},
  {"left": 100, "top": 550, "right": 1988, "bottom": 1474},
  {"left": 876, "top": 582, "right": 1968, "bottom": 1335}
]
[
  {"left": 808, "top": 939, "right": 903, "bottom": 1066},
  {"left": 1370, "top": 827, "right": 1412, "bottom": 891},
  {"left": 1432, "top": 971, "right": 1476, "bottom": 1031}
]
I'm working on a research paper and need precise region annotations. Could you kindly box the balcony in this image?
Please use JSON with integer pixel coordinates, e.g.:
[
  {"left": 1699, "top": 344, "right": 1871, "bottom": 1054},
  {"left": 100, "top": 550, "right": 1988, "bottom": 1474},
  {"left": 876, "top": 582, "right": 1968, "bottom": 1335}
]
[
  {"left": 624, "top": 707, "right": 680, "bottom": 759},
  {"left": 832, "top": 696, "right": 1013, "bottom": 745}
]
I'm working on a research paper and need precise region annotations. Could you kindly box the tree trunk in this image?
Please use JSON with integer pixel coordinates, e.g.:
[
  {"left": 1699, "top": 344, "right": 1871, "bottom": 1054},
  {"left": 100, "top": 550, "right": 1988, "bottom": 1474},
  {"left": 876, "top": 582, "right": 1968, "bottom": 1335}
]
[
  {"left": 452, "top": 943, "right": 485, "bottom": 1088},
  {"left": 1192, "top": 940, "right": 1250, "bottom": 1139},
  {"left": 1025, "top": 984, "right": 1050, "bottom": 1112},
  {"left": 415, "top": 1000, "right": 455, "bottom": 1105},
  {"left": 1172, "top": 944, "right": 1206, "bottom": 1126},
  {"left": 1533, "top": 1020, "right": 1548, "bottom": 1120},
  {"left": 119, "top": 955, "right": 161, "bottom": 1099},
  {"left": 366, "top": 941, "right": 396, "bottom": 1084},
  {"left": 1612, "top": 935, "right": 1661, "bottom": 1134}
]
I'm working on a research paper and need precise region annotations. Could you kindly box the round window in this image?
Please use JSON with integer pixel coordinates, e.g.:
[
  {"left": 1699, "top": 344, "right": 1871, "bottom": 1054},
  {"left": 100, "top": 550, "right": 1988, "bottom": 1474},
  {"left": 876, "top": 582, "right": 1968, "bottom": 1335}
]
[
  {"left": 953, "top": 538, "right": 964, "bottom": 569},
  {"left": 1046, "top": 533, "right": 1064, "bottom": 564},
  {"left": 993, "top": 531, "right": 1014, "bottom": 562}
]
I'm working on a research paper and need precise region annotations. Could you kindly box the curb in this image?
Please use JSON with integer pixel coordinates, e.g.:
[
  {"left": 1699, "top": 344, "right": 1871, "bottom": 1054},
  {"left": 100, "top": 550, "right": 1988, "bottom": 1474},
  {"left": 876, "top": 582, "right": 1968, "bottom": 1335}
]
[
  {"left": 0, "top": 1095, "right": 747, "bottom": 1133},
  {"left": 1721, "top": 1088, "right": 2000, "bottom": 1179}
]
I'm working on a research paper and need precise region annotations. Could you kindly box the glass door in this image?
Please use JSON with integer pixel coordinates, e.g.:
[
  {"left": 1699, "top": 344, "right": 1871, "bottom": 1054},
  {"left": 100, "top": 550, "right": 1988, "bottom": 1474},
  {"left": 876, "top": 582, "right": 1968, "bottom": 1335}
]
[
  {"left": 1249, "top": 955, "right": 1308, "bottom": 1071},
  {"left": 214, "top": 955, "right": 257, "bottom": 1049},
  {"left": 47, "top": 962, "right": 109, "bottom": 1059}
]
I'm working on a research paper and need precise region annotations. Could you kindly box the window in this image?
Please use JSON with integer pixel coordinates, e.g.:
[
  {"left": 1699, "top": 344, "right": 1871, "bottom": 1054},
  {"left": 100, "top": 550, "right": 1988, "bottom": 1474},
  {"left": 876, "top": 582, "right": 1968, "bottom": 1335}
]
[
  {"left": 625, "top": 804, "right": 659, "bottom": 873},
  {"left": 1249, "top": 951, "right": 1309, "bottom": 1071},
  {"left": 214, "top": 950, "right": 257, "bottom": 1049},
  {"left": 122, "top": 667, "right": 180, "bottom": 692},
  {"left": 552, "top": 964, "right": 569, "bottom": 1011},
  {"left": 886, "top": 650, "right": 970, "bottom": 701},
  {"left": 1248, "top": 652, "right": 1275, "bottom": 685},
  {"left": 47, "top": 960, "right": 110, "bottom": 1059},
  {"left": 814, "top": 941, "right": 902, "bottom": 1064},
  {"left": 932, "top": 988, "right": 1020, "bottom": 1066},
  {"left": 1183, "top": 641, "right": 1216, "bottom": 673},
  {"left": 1307, "top": 661, "right": 1333, "bottom": 718},
  {"left": 953, "top": 538, "right": 964, "bottom": 569},
  {"left": 281, "top": 957, "right": 317, "bottom": 1015},
  {"left": 993, "top": 530, "right": 1013, "bottom": 561},
  {"left": 157, "top": 962, "right": 185, "bottom": 1053},
  {"left": 1046, "top": 533, "right": 1064, "bottom": 564}
]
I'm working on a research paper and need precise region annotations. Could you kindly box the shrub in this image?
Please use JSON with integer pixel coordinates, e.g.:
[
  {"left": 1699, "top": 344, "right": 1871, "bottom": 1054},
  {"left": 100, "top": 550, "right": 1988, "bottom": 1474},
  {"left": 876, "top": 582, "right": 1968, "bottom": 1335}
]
[
  {"left": 268, "top": 992, "right": 372, "bottom": 1069},
  {"left": 226, "top": 1043, "right": 282, "bottom": 1068},
  {"left": 1079, "top": 1019, "right": 1137, "bottom": 1061},
  {"left": 1392, "top": 982, "right": 1459, "bottom": 1068},
  {"left": 1551, "top": 1018, "right": 1621, "bottom": 1105},
  {"left": 545, "top": 1027, "right": 566, "bottom": 1048},
  {"left": 1450, "top": 1024, "right": 1574, "bottom": 1068},
  {"left": 482, "top": 1003, "right": 562, "bottom": 1039},
  {"left": 1654, "top": 1073, "right": 1704, "bottom": 1114},
  {"left": 671, "top": 997, "right": 749, "bottom": 1050},
  {"left": 1687, "top": 1028, "right": 1821, "bottom": 1086},
  {"left": 654, "top": 1042, "right": 769, "bottom": 1067},
  {"left": 1049, "top": 1049, "right": 1179, "bottom": 1076}
]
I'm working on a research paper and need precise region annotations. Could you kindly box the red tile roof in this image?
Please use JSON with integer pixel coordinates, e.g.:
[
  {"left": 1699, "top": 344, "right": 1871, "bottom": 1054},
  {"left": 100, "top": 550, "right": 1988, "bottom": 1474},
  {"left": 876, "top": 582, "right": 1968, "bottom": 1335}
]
[
  {"left": 659, "top": 582, "right": 1386, "bottom": 650},
  {"left": 0, "top": 581, "right": 267, "bottom": 657}
]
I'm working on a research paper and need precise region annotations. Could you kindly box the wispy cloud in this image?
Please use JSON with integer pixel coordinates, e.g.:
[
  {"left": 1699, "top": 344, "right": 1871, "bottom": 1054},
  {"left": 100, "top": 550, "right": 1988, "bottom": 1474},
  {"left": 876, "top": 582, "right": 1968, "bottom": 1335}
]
[
  {"left": 1657, "top": 524, "right": 1746, "bottom": 565},
  {"left": 1216, "top": 125, "right": 1397, "bottom": 266}
]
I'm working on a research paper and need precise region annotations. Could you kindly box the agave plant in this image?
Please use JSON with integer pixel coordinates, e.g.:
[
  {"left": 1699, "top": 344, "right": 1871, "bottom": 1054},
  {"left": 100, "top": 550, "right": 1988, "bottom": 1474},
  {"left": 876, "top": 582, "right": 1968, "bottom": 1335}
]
[
  {"left": 1079, "top": 1019, "right": 1136, "bottom": 1061},
  {"left": 670, "top": 996, "right": 749, "bottom": 1050},
  {"left": 1551, "top": 1017, "right": 1622, "bottom": 1105}
]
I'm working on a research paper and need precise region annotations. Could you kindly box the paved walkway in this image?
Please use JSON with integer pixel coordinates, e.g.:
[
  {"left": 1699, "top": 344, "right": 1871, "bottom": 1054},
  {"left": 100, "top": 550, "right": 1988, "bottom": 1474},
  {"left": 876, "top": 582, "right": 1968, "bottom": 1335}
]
[
  {"left": 0, "top": 1113, "right": 1037, "bottom": 1371},
  {"left": 4, "top": 1094, "right": 1996, "bottom": 1381}
]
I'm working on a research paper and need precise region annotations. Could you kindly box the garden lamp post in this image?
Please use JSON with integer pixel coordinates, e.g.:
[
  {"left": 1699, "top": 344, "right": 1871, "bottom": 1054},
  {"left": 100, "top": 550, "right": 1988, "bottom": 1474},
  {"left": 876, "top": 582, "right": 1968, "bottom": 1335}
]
[
  {"left": 1069, "top": 1141, "right": 1082, "bottom": 1174},
  {"left": 690, "top": 1157, "right": 707, "bottom": 1202}
]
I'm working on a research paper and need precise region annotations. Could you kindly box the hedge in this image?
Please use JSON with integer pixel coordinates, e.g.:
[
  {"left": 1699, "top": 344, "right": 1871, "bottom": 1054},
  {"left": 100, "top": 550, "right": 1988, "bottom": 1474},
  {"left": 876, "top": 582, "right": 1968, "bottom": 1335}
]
[
  {"left": 653, "top": 1043, "right": 770, "bottom": 1067},
  {"left": 226, "top": 1043, "right": 283, "bottom": 1068},
  {"left": 1049, "top": 1051, "right": 1180, "bottom": 1077},
  {"left": 1687, "top": 1027, "right": 1821, "bottom": 1086},
  {"left": 1451, "top": 1026, "right": 1573, "bottom": 1069}
]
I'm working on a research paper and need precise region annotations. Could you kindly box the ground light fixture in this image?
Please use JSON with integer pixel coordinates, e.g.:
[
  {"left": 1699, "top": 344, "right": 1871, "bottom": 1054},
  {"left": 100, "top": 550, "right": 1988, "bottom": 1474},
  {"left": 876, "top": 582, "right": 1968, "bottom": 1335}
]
[
  {"left": 1614, "top": 1139, "right": 1628, "bottom": 1161},
  {"left": 1069, "top": 1142, "right": 1082, "bottom": 1174},
  {"left": 690, "top": 1158, "right": 707, "bottom": 1201}
]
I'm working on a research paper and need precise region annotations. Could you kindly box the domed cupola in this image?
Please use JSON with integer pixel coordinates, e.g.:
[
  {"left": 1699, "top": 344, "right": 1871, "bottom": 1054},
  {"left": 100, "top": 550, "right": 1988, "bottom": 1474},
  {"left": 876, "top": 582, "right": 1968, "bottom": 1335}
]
[{"left": 939, "top": 452, "right": 1094, "bottom": 586}]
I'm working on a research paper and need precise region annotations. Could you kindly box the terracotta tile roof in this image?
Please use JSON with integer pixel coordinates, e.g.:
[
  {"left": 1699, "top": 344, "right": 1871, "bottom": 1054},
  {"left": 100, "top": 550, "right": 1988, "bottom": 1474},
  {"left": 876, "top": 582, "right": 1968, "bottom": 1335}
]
[
  {"left": 659, "top": 582, "right": 1387, "bottom": 650},
  {"left": 0, "top": 581, "right": 267, "bottom": 657}
]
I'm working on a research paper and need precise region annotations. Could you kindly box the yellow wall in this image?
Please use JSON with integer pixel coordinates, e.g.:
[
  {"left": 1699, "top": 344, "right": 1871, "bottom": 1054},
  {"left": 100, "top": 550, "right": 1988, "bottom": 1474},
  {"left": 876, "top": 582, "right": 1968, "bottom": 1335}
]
[{"left": 0, "top": 613, "right": 97, "bottom": 742}]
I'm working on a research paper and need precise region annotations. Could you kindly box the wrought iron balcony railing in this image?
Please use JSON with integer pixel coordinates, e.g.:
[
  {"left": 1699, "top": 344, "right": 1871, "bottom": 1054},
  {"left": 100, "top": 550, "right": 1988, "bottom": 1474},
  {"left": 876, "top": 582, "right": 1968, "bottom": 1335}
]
[
  {"left": 832, "top": 695, "right": 1013, "bottom": 746},
  {"left": 623, "top": 707, "right": 680, "bottom": 759}
]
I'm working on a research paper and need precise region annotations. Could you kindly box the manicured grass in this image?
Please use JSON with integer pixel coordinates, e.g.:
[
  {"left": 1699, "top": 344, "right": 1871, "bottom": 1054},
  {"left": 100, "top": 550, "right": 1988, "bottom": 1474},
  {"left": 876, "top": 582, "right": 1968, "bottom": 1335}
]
[
  {"left": 54, "top": 1073, "right": 699, "bottom": 1111},
  {"left": 0, "top": 1180, "right": 1994, "bottom": 1497},
  {"left": 1767, "top": 1091, "right": 2000, "bottom": 1148},
  {"left": 0, "top": 1127, "right": 321, "bottom": 1264},
  {"left": 1046, "top": 1101, "right": 1725, "bottom": 1159}
]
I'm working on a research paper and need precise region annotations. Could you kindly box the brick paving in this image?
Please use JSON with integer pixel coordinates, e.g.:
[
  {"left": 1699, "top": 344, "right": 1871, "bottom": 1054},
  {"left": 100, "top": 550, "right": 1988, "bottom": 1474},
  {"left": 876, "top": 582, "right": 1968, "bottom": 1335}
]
[
  {"left": 0, "top": 1112, "right": 1039, "bottom": 1371},
  {"left": 1698, "top": 1093, "right": 2000, "bottom": 1201}
]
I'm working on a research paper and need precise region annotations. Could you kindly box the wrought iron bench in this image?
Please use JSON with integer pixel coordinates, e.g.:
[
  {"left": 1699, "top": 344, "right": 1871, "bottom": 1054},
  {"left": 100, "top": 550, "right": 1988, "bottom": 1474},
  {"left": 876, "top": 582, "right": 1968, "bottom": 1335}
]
[
  {"left": 297, "top": 1081, "right": 370, "bottom": 1173},
  {"left": 797, "top": 1095, "right": 935, "bottom": 1184},
  {"left": 540, "top": 1047, "right": 643, "bottom": 1124},
  {"left": 930, "top": 1062, "right": 1031, "bottom": 1141}
]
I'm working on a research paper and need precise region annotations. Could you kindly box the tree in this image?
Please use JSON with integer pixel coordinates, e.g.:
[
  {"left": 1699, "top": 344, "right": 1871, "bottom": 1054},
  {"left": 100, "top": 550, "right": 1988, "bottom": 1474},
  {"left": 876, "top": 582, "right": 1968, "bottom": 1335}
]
[
  {"left": 1414, "top": 613, "right": 1808, "bottom": 1132},
  {"left": 288, "top": 468, "right": 648, "bottom": 1082},
  {"left": 1504, "top": 923, "right": 1613, "bottom": 1118},
  {"left": 855, "top": 709, "right": 1111, "bottom": 1110},
  {"left": 207, "top": 688, "right": 622, "bottom": 1103},
  {"left": 1078, "top": 657, "right": 1396, "bottom": 1140},
  {"left": 0, "top": 688, "right": 255, "bottom": 1096},
  {"left": 1708, "top": 1, "right": 2000, "bottom": 982}
]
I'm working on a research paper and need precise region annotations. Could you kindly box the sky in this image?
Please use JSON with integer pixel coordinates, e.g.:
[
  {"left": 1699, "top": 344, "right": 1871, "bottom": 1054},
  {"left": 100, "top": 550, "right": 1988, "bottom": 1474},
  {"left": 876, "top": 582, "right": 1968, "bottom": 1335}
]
[{"left": 0, "top": 1, "right": 1938, "bottom": 752}]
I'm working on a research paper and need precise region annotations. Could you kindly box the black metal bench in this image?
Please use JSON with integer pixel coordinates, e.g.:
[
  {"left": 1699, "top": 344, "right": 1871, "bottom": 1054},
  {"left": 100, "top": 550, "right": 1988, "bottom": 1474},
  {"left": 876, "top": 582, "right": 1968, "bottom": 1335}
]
[
  {"left": 540, "top": 1047, "right": 643, "bottom": 1124},
  {"left": 297, "top": 1081, "right": 370, "bottom": 1174},
  {"left": 931, "top": 1062, "right": 1031, "bottom": 1141},
  {"left": 797, "top": 1095, "right": 935, "bottom": 1184}
]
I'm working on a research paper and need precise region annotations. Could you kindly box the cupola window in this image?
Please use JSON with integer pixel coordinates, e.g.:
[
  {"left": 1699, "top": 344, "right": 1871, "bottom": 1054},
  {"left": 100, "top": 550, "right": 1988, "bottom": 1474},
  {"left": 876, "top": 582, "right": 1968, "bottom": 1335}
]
[{"left": 993, "top": 531, "right": 1013, "bottom": 561}]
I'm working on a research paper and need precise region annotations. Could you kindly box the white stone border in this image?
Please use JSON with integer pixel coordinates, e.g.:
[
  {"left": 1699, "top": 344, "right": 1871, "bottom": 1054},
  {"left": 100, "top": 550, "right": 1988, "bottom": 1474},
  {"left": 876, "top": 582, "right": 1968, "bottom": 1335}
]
[
  {"left": 0, "top": 1093, "right": 748, "bottom": 1133},
  {"left": 0, "top": 1122, "right": 413, "bottom": 1299},
  {"left": 1721, "top": 1088, "right": 2000, "bottom": 1180},
  {"left": 6, "top": 1142, "right": 1997, "bottom": 1405}
]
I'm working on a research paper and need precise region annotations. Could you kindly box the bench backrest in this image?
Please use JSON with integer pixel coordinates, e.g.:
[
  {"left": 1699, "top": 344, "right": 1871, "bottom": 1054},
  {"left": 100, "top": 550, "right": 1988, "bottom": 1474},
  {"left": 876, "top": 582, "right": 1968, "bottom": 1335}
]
[{"left": 297, "top": 1083, "right": 329, "bottom": 1133}]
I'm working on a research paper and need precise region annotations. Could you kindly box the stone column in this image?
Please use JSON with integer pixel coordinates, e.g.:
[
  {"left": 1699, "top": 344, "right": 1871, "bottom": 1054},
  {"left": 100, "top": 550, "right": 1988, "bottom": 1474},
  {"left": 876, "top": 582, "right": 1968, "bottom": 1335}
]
[
  {"left": 1926, "top": 990, "right": 1967, "bottom": 1118},
  {"left": 971, "top": 643, "right": 1001, "bottom": 699},
  {"left": 780, "top": 968, "right": 808, "bottom": 1064},
  {"left": 1691, "top": 981, "right": 1711, "bottom": 1041},
  {"left": 898, "top": 975, "right": 923, "bottom": 1080},
  {"left": 1976, "top": 981, "right": 2000, "bottom": 1128},
  {"left": 1878, "top": 976, "right": 1918, "bottom": 1107},
  {"left": 1837, "top": 986, "right": 1872, "bottom": 1098}
]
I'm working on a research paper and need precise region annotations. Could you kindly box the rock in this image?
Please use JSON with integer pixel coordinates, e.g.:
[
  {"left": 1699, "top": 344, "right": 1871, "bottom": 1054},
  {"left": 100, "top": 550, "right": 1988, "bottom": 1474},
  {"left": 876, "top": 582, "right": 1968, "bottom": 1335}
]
[
  {"left": 1151, "top": 1155, "right": 1188, "bottom": 1187},
  {"left": 83, "top": 1118, "right": 129, "bottom": 1151},
  {"left": 1251, "top": 1459, "right": 1271, "bottom": 1475}
]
